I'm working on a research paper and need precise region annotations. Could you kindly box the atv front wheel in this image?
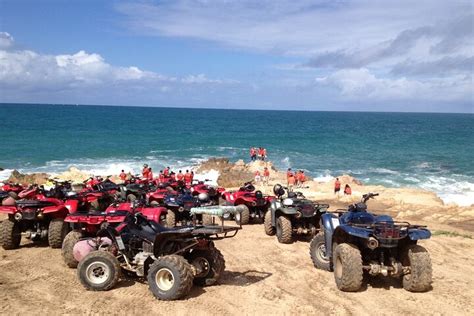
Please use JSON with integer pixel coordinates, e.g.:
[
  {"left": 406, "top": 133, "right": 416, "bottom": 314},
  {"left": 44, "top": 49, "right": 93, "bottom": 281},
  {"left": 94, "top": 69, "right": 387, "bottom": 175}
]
[
  {"left": 0, "top": 218, "right": 21, "bottom": 250},
  {"left": 148, "top": 255, "right": 194, "bottom": 300},
  {"left": 166, "top": 209, "right": 176, "bottom": 227},
  {"left": 264, "top": 211, "right": 275, "bottom": 236},
  {"left": 127, "top": 194, "right": 137, "bottom": 202},
  {"left": 276, "top": 215, "right": 292, "bottom": 244},
  {"left": 235, "top": 204, "right": 250, "bottom": 225},
  {"left": 186, "top": 248, "right": 225, "bottom": 286},
  {"left": 48, "top": 218, "right": 69, "bottom": 248},
  {"left": 333, "top": 243, "right": 363, "bottom": 292},
  {"left": 310, "top": 232, "right": 331, "bottom": 271},
  {"left": 401, "top": 244, "right": 432, "bottom": 292},
  {"left": 77, "top": 251, "right": 121, "bottom": 291},
  {"left": 62, "top": 230, "right": 83, "bottom": 268}
]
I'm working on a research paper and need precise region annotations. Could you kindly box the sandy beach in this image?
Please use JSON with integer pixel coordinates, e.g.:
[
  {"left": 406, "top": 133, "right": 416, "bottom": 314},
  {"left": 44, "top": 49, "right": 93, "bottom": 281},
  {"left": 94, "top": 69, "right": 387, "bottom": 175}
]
[{"left": 1, "top": 158, "right": 473, "bottom": 315}]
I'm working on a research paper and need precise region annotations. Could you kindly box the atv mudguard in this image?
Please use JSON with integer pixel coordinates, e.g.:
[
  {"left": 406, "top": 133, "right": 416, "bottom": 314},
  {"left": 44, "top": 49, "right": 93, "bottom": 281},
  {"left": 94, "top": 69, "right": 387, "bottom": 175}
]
[
  {"left": 408, "top": 228, "right": 431, "bottom": 240},
  {"left": 42, "top": 205, "right": 69, "bottom": 218},
  {"left": 269, "top": 200, "right": 298, "bottom": 226}
]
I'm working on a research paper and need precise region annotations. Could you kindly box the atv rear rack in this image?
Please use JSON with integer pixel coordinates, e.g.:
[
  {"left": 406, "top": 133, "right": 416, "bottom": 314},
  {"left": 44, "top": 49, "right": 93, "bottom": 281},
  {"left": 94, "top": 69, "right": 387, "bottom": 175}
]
[{"left": 190, "top": 205, "right": 243, "bottom": 237}]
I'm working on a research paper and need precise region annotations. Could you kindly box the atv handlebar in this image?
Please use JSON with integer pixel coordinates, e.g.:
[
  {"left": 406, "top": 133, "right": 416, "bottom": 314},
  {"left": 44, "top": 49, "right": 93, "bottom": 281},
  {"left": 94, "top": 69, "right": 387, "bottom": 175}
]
[{"left": 362, "top": 192, "right": 379, "bottom": 203}]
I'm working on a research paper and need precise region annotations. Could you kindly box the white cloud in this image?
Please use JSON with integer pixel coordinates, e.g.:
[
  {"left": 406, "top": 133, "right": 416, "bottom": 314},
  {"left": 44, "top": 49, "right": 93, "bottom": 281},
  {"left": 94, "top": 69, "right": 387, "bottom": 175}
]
[
  {"left": 316, "top": 68, "right": 472, "bottom": 101},
  {"left": 181, "top": 74, "right": 238, "bottom": 84},
  {"left": 0, "top": 32, "right": 14, "bottom": 49}
]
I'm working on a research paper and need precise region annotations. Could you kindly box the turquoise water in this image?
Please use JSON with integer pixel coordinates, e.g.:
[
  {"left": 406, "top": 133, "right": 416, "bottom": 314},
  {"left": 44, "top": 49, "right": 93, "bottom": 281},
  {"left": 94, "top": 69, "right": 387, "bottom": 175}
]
[{"left": 0, "top": 103, "right": 473, "bottom": 205}]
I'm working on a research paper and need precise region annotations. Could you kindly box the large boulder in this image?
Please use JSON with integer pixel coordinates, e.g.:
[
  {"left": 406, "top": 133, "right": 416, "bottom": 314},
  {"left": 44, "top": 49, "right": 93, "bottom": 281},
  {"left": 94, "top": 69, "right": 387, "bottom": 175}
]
[{"left": 8, "top": 170, "right": 49, "bottom": 185}]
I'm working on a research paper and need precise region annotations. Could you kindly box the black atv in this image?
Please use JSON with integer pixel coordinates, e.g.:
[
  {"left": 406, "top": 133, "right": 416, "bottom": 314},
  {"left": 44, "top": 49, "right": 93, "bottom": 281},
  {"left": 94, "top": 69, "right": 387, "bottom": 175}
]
[
  {"left": 74, "top": 208, "right": 241, "bottom": 300},
  {"left": 264, "top": 184, "right": 328, "bottom": 244}
]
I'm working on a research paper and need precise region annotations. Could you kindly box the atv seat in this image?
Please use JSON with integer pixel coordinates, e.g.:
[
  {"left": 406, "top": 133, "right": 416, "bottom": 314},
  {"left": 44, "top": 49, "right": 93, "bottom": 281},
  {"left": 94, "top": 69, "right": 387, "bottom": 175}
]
[{"left": 16, "top": 200, "right": 56, "bottom": 208}]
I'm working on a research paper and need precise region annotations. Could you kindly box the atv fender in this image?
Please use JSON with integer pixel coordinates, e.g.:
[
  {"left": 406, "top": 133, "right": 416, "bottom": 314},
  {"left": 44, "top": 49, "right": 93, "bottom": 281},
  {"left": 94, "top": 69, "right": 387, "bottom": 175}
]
[
  {"left": 321, "top": 213, "right": 340, "bottom": 257},
  {"left": 408, "top": 228, "right": 431, "bottom": 240},
  {"left": 140, "top": 207, "right": 167, "bottom": 223},
  {"left": 43, "top": 205, "right": 69, "bottom": 218},
  {"left": 0, "top": 206, "right": 16, "bottom": 214}
]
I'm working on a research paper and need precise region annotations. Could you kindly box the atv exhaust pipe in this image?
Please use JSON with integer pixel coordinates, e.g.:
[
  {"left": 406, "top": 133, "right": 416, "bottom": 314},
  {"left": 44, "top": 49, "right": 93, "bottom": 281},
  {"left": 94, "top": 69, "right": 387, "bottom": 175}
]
[{"left": 367, "top": 237, "right": 379, "bottom": 250}]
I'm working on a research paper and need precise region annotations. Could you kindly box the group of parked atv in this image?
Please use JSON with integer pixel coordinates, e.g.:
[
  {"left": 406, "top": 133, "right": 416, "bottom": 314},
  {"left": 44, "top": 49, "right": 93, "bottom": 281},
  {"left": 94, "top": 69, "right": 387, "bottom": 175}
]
[{"left": 0, "top": 176, "right": 432, "bottom": 299}]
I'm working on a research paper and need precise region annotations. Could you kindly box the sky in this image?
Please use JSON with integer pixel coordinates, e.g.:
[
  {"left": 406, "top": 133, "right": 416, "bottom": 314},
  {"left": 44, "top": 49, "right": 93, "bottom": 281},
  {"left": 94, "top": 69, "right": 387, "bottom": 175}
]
[{"left": 0, "top": 0, "right": 473, "bottom": 112}]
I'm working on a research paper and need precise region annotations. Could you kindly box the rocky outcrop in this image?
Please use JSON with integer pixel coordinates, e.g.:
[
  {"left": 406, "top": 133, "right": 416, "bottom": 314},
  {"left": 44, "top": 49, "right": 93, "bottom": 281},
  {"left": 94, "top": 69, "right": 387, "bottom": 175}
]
[{"left": 7, "top": 170, "right": 49, "bottom": 185}]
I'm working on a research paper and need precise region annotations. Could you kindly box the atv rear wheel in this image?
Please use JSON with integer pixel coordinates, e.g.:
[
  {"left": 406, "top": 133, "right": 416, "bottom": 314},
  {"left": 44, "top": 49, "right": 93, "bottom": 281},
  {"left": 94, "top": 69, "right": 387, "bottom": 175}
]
[
  {"left": 166, "top": 209, "right": 176, "bottom": 227},
  {"left": 8, "top": 192, "right": 18, "bottom": 200},
  {"left": 77, "top": 251, "right": 121, "bottom": 291},
  {"left": 48, "top": 218, "right": 69, "bottom": 248},
  {"left": 401, "top": 244, "right": 432, "bottom": 292},
  {"left": 276, "top": 215, "right": 292, "bottom": 244},
  {"left": 148, "top": 255, "right": 194, "bottom": 300},
  {"left": 202, "top": 214, "right": 213, "bottom": 226},
  {"left": 264, "top": 210, "right": 275, "bottom": 236},
  {"left": 0, "top": 218, "right": 21, "bottom": 250},
  {"left": 333, "top": 243, "right": 363, "bottom": 292},
  {"left": 310, "top": 232, "right": 331, "bottom": 271},
  {"left": 235, "top": 204, "right": 250, "bottom": 225},
  {"left": 186, "top": 248, "right": 225, "bottom": 286},
  {"left": 62, "top": 230, "right": 83, "bottom": 268},
  {"left": 127, "top": 194, "right": 137, "bottom": 202}
]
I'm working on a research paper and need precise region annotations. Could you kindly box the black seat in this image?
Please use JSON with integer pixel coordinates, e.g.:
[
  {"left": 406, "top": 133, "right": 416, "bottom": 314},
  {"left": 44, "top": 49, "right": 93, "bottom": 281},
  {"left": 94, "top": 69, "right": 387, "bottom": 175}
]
[{"left": 16, "top": 200, "right": 56, "bottom": 208}]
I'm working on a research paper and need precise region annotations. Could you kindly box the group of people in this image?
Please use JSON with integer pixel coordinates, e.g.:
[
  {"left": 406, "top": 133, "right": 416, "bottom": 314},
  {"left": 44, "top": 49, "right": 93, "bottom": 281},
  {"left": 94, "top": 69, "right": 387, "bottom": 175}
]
[
  {"left": 249, "top": 147, "right": 267, "bottom": 161},
  {"left": 254, "top": 167, "right": 271, "bottom": 185},
  {"left": 334, "top": 178, "right": 352, "bottom": 195},
  {"left": 286, "top": 168, "right": 307, "bottom": 189},
  {"left": 118, "top": 164, "right": 195, "bottom": 185}
]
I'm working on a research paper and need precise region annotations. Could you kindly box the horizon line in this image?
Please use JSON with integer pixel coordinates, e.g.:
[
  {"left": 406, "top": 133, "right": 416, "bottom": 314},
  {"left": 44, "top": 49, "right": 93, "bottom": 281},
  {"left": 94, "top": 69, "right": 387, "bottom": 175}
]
[{"left": 1, "top": 102, "right": 472, "bottom": 115}]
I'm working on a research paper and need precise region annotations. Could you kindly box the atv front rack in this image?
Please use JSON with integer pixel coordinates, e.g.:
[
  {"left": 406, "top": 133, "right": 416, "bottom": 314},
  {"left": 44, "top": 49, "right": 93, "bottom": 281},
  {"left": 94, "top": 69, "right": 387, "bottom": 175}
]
[{"left": 190, "top": 205, "right": 243, "bottom": 235}]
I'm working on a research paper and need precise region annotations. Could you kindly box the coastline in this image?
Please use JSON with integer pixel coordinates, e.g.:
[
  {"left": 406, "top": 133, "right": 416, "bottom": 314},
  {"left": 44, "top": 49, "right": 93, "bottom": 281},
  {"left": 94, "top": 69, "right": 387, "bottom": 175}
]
[{"left": 3, "top": 157, "right": 473, "bottom": 231}]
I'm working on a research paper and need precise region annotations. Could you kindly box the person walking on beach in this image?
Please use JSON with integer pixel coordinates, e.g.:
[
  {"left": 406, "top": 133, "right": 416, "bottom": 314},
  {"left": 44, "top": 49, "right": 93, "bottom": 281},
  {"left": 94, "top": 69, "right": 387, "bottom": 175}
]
[
  {"left": 250, "top": 147, "right": 257, "bottom": 161},
  {"left": 287, "top": 173, "right": 296, "bottom": 191},
  {"left": 119, "top": 170, "right": 127, "bottom": 182},
  {"left": 263, "top": 167, "right": 270, "bottom": 185},
  {"left": 334, "top": 178, "right": 341, "bottom": 195},
  {"left": 184, "top": 170, "right": 192, "bottom": 186},
  {"left": 286, "top": 168, "right": 293, "bottom": 187},
  {"left": 254, "top": 170, "right": 261, "bottom": 183},
  {"left": 344, "top": 184, "right": 352, "bottom": 195}
]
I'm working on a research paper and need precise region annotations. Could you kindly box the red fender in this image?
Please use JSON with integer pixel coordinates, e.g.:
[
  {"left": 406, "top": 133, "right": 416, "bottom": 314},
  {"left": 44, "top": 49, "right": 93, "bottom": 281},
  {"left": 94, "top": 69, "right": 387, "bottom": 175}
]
[
  {"left": 0, "top": 205, "right": 17, "bottom": 214},
  {"left": 140, "top": 207, "right": 167, "bottom": 223}
]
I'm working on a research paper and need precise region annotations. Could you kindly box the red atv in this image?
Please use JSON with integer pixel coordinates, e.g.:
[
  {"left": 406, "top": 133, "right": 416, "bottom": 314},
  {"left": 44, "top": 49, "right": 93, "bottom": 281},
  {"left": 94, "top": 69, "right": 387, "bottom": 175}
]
[
  {"left": 0, "top": 184, "right": 70, "bottom": 250},
  {"left": 61, "top": 199, "right": 167, "bottom": 268},
  {"left": 1, "top": 182, "right": 25, "bottom": 200},
  {"left": 221, "top": 182, "right": 274, "bottom": 224},
  {"left": 191, "top": 180, "right": 225, "bottom": 205}
]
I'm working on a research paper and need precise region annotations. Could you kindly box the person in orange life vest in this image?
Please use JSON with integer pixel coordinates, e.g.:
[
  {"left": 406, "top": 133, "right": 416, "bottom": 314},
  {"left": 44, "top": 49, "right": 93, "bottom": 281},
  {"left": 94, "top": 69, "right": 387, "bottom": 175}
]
[
  {"left": 184, "top": 170, "right": 192, "bottom": 185},
  {"left": 299, "top": 171, "right": 306, "bottom": 188},
  {"left": 250, "top": 147, "right": 257, "bottom": 161},
  {"left": 142, "top": 164, "right": 150, "bottom": 178},
  {"left": 257, "top": 147, "right": 264, "bottom": 160},
  {"left": 176, "top": 170, "right": 184, "bottom": 181},
  {"left": 147, "top": 167, "right": 154, "bottom": 181},
  {"left": 334, "top": 178, "right": 341, "bottom": 195},
  {"left": 286, "top": 168, "right": 293, "bottom": 186},
  {"left": 344, "top": 184, "right": 352, "bottom": 195},
  {"left": 163, "top": 167, "right": 170, "bottom": 177},
  {"left": 254, "top": 170, "right": 261, "bottom": 183},
  {"left": 158, "top": 170, "right": 165, "bottom": 183},
  {"left": 263, "top": 167, "right": 270, "bottom": 185},
  {"left": 287, "top": 173, "right": 296, "bottom": 190},
  {"left": 119, "top": 170, "right": 127, "bottom": 182},
  {"left": 262, "top": 148, "right": 267, "bottom": 161}
]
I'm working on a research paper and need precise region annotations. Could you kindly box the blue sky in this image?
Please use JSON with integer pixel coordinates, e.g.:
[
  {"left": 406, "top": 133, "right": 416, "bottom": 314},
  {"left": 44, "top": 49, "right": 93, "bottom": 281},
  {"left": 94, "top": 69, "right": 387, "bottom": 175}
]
[{"left": 0, "top": 0, "right": 473, "bottom": 112}]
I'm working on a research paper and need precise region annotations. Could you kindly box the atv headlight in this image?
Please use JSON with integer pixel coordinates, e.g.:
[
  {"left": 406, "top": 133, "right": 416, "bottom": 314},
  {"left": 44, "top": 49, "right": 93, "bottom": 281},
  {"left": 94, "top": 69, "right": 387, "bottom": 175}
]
[{"left": 283, "top": 198, "right": 293, "bottom": 206}]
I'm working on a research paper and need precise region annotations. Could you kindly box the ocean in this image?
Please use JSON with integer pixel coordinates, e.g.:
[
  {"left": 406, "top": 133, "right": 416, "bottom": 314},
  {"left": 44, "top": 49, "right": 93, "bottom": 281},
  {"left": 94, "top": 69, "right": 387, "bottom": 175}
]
[{"left": 0, "top": 103, "right": 473, "bottom": 205}]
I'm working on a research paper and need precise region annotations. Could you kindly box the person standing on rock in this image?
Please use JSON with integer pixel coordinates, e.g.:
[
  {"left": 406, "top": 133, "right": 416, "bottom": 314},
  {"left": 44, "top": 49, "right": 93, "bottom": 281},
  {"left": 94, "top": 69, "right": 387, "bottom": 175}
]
[
  {"left": 287, "top": 173, "right": 296, "bottom": 191},
  {"left": 334, "top": 178, "right": 341, "bottom": 195},
  {"left": 299, "top": 170, "right": 306, "bottom": 188},
  {"left": 250, "top": 147, "right": 257, "bottom": 161},
  {"left": 142, "top": 164, "right": 149, "bottom": 179},
  {"left": 147, "top": 167, "right": 154, "bottom": 181},
  {"left": 263, "top": 167, "right": 270, "bottom": 185},
  {"left": 261, "top": 148, "right": 267, "bottom": 161}
]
